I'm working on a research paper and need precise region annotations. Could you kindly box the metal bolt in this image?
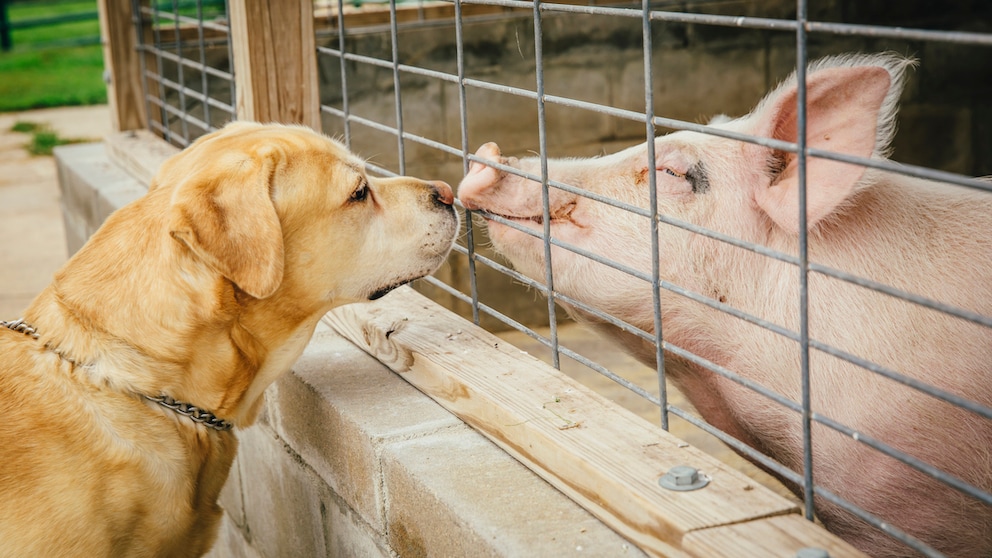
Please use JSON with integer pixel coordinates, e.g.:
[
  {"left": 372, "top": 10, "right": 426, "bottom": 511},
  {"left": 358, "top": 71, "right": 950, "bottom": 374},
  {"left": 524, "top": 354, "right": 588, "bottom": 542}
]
[
  {"left": 671, "top": 466, "right": 698, "bottom": 486},
  {"left": 795, "top": 548, "right": 829, "bottom": 558},
  {"left": 658, "top": 465, "right": 709, "bottom": 491}
]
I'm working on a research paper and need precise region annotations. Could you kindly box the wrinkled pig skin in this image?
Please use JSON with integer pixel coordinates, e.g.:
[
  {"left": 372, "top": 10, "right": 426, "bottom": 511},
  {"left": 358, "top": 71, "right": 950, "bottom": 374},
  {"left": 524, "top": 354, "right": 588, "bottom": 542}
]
[{"left": 458, "top": 53, "right": 992, "bottom": 558}]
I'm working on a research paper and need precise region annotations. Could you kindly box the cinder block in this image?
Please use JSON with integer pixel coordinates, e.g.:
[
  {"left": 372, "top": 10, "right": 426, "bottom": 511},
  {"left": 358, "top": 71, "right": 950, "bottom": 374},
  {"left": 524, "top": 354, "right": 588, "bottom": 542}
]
[
  {"left": 204, "top": 513, "right": 261, "bottom": 558},
  {"left": 268, "top": 326, "right": 463, "bottom": 531},
  {"left": 218, "top": 453, "right": 246, "bottom": 529},
  {"left": 59, "top": 206, "right": 89, "bottom": 257},
  {"left": 53, "top": 142, "right": 148, "bottom": 254},
  {"left": 318, "top": 483, "right": 392, "bottom": 558},
  {"left": 95, "top": 181, "right": 145, "bottom": 224},
  {"left": 55, "top": 145, "right": 99, "bottom": 237},
  {"left": 618, "top": 47, "right": 769, "bottom": 128},
  {"left": 382, "top": 428, "right": 647, "bottom": 558},
  {"left": 237, "top": 424, "right": 329, "bottom": 558},
  {"left": 542, "top": 65, "right": 613, "bottom": 145}
]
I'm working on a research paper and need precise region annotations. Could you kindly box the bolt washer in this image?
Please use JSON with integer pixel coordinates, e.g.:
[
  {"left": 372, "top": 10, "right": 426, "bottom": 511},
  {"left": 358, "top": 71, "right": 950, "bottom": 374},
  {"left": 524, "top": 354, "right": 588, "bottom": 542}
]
[{"left": 658, "top": 465, "right": 710, "bottom": 491}]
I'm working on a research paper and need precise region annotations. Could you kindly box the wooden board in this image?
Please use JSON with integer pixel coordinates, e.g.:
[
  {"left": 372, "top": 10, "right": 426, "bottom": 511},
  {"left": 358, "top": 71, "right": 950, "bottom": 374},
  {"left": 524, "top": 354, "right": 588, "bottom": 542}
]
[
  {"left": 104, "top": 130, "right": 179, "bottom": 187},
  {"left": 97, "top": 0, "right": 146, "bottom": 132},
  {"left": 324, "top": 286, "right": 863, "bottom": 557},
  {"left": 683, "top": 514, "right": 866, "bottom": 557},
  {"left": 228, "top": 0, "right": 321, "bottom": 128}
]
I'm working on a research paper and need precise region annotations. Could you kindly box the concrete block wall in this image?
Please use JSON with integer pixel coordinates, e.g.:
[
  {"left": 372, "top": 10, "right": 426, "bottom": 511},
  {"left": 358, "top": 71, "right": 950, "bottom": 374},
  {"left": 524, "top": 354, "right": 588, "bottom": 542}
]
[
  {"left": 54, "top": 142, "right": 147, "bottom": 255},
  {"left": 55, "top": 142, "right": 647, "bottom": 557}
]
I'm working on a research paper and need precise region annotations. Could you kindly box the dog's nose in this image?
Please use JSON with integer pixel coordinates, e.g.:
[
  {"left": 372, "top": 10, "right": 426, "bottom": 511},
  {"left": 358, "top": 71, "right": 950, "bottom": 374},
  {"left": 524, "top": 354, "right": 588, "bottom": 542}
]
[{"left": 430, "top": 181, "right": 454, "bottom": 205}]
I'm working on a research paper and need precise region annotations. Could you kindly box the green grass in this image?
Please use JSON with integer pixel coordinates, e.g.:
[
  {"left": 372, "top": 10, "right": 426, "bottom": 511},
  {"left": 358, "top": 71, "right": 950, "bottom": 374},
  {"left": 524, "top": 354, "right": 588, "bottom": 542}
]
[
  {"left": 1, "top": 0, "right": 226, "bottom": 112},
  {"left": 10, "top": 121, "right": 42, "bottom": 133},
  {"left": 10, "top": 120, "right": 85, "bottom": 156},
  {"left": 0, "top": 1, "right": 106, "bottom": 111},
  {"left": 0, "top": 46, "right": 107, "bottom": 111}
]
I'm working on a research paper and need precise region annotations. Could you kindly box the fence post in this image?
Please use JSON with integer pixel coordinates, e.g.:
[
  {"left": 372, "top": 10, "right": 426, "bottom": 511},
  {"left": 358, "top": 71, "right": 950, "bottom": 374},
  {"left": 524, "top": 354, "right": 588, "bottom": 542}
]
[
  {"left": 227, "top": 0, "right": 321, "bottom": 128},
  {"left": 1, "top": 0, "right": 11, "bottom": 52},
  {"left": 96, "top": 0, "right": 146, "bottom": 132}
]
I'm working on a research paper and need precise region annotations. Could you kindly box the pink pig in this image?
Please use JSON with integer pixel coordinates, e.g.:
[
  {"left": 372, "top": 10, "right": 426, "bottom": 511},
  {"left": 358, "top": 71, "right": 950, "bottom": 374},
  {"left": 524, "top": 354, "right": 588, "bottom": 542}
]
[{"left": 458, "top": 53, "right": 992, "bottom": 557}]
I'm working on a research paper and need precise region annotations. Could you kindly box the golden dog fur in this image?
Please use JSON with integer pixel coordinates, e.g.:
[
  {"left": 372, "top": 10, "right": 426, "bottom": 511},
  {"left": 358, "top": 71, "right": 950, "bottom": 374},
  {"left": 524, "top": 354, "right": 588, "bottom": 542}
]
[{"left": 0, "top": 122, "right": 458, "bottom": 557}]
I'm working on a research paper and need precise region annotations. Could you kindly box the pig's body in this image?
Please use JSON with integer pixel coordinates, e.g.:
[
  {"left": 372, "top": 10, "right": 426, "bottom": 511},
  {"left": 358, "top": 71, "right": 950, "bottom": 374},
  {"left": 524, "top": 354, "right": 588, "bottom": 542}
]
[{"left": 459, "top": 53, "right": 992, "bottom": 557}]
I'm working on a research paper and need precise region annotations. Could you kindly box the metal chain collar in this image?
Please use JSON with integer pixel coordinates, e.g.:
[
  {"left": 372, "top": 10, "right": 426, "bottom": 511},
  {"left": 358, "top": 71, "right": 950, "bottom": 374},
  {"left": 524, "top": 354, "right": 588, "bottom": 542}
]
[
  {"left": 1, "top": 318, "right": 39, "bottom": 339},
  {"left": 142, "top": 394, "right": 233, "bottom": 431},
  {"left": 3, "top": 318, "right": 234, "bottom": 432}
]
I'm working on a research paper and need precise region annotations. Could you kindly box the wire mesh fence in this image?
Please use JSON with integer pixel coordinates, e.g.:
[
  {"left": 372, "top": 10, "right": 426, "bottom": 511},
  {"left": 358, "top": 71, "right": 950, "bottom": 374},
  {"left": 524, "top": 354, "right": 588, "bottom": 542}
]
[
  {"left": 130, "top": 1, "right": 992, "bottom": 555},
  {"left": 131, "top": 0, "right": 232, "bottom": 147}
]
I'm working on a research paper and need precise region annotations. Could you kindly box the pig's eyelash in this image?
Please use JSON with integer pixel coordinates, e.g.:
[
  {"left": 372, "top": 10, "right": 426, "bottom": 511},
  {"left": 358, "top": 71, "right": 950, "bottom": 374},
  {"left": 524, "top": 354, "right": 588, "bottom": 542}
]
[{"left": 662, "top": 168, "right": 686, "bottom": 179}]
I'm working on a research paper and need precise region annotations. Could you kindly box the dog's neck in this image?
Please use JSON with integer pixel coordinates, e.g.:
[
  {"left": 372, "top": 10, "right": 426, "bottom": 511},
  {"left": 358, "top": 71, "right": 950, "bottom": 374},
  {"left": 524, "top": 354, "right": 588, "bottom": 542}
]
[
  {"left": 24, "top": 283, "right": 326, "bottom": 428},
  {"left": 1, "top": 317, "right": 235, "bottom": 431},
  {"left": 19, "top": 183, "right": 350, "bottom": 429},
  {"left": 22, "top": 199, "right": 331, "bottom": 428}
]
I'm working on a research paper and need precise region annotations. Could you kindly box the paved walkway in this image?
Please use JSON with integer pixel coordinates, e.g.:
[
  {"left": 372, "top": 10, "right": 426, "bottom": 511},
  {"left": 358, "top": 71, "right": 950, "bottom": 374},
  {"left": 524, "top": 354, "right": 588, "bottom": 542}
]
[{"left": 0, "top": 105, "right": 112, "bottom": 319}]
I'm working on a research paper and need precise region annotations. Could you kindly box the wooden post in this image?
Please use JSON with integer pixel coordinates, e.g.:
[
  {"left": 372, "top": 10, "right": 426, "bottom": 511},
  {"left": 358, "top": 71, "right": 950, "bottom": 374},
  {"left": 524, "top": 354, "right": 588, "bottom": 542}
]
[
  {"left": 96, "top": 0, "right": 146, "bottom": 132},
  {"left": 1, "top": 0, "right": 12, "bottom": 52},
  {"left": 227, "top": 0, "right": 321, "bottom": 128}
]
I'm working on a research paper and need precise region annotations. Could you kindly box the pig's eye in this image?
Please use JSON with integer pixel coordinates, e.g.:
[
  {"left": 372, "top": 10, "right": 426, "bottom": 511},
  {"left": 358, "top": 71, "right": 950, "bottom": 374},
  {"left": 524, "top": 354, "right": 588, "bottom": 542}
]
[{"left": 662, "top": 168, "right": 686, "bottom": 179}]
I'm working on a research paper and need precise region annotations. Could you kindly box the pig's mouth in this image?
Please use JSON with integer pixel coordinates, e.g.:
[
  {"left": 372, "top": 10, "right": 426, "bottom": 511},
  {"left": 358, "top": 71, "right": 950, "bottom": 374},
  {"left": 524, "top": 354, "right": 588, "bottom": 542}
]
[{"left": 473, "top": 202, "right": 579, "bottom": 229}]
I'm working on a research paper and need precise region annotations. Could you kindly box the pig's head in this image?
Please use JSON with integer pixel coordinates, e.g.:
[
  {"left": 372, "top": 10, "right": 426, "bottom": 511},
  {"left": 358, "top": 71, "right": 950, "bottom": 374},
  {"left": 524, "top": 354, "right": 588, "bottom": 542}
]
[{"left": 458, "top": 52, "right": 912, "bottom": 328}]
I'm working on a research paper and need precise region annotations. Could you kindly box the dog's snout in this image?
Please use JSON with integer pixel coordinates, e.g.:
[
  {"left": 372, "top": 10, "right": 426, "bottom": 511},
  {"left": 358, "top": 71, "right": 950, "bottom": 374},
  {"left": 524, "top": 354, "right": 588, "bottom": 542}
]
[{"left": 430, "top": 181, "right": 454, "bottom": 206}]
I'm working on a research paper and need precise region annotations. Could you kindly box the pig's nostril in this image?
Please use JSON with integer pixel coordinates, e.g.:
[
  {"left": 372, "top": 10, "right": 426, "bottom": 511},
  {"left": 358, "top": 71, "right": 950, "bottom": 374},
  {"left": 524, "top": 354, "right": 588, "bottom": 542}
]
[
  {"left": 467, "top": 160, "right": 486, "bottom": 176},
  {"left": 430, "top": 180, "right": 454, "bottom": 206},
  {"left": 476, "top": 142, "right": 502, "bottom": 160}
]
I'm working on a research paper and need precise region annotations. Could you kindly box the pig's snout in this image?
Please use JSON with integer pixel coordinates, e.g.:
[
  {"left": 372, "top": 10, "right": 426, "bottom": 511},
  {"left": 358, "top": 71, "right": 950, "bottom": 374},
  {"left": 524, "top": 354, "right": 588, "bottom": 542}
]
[
  {"left": 468, "top": 142, "right": 502, "bottom": 175},
  {"left": 459, "top": 142, "right": 506, "bottom": 211}
]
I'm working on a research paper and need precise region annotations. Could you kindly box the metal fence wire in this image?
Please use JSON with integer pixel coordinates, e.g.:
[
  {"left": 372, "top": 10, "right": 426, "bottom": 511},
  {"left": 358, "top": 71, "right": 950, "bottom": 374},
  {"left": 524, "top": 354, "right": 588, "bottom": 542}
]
[
  {"left": 132, "top": 1, "right": 992, "bottom": 556},
  {"left": 131, "top": 0, "right": 233, "bottom": 147}
]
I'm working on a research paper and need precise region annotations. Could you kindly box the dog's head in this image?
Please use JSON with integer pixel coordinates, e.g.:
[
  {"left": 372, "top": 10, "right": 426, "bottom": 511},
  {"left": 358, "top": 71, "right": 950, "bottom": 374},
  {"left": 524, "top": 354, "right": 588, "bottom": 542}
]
[{"left": 153, "top": 121, "right": 459, "bottom": 307}]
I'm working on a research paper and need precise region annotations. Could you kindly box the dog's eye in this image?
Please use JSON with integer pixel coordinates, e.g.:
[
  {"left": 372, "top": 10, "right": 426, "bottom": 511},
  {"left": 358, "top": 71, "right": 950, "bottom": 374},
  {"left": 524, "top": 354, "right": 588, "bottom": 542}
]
[{"left": 351, "top": 181, "right": 369, "bottom": 202}]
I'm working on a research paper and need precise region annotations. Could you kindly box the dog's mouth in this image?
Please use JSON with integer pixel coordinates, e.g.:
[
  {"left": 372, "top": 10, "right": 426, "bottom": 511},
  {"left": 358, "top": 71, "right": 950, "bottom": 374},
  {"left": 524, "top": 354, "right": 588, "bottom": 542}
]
[{"left": 368, "top": 278, "right": 416, "bottom": 300}]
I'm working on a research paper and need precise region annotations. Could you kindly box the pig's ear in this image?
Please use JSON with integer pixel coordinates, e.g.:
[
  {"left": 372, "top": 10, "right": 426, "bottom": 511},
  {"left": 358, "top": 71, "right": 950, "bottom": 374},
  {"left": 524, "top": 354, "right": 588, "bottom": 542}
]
[{"left": 751, "top": 54, "right": 911, "bottom": 233}]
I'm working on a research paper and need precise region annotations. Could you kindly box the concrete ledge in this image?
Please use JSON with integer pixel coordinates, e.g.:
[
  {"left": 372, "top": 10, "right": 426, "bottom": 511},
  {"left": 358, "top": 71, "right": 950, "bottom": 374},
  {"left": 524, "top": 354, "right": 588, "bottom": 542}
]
[
  {"left": 55, "top": 140, "right": 645, "bottom": 557},
  {"left": 218, "top": 324, "right": 645, "bottom": 557},
  {"left": 54, "top": 141, "right": 148, "bottom": 255},
  {"left": 380, "top": 424, "right": 642, "bottom": 557}
]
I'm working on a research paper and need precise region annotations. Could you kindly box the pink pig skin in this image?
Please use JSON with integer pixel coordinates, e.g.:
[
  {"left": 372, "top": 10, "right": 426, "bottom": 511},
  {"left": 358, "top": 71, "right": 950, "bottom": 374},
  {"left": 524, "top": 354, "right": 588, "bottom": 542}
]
[{"left": 458, "top": 53, "right": 992, "bottom": 558}]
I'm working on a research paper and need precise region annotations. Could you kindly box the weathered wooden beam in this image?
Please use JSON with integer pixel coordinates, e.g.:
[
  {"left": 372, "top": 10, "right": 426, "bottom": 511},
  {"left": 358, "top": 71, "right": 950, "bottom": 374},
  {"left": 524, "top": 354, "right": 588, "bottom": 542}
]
[
  {"left": 324, "top": 286, "right": 866, "bottom": 557},
  {"left": 227, "top": 0, "right": 320, "bottom": 128},
  {"left": 684, "top": 514, "right": 863, "bottom": 556},
  {"left": 103, "top": 130, "right": 179, "bottom": 186},
  {"left": 96, "top": 0, "right": 146, "bottom": 132}
]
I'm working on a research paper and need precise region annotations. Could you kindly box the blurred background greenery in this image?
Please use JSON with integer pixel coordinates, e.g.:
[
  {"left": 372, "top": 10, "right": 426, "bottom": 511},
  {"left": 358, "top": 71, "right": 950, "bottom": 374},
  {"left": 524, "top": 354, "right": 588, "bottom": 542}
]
[{"left": 0, "top": 0, "right": 106, "bottom": 111}]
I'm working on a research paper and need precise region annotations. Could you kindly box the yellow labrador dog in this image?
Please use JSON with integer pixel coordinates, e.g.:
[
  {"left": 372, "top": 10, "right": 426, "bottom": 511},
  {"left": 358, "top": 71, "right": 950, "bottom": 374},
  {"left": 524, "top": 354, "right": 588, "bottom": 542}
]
[{"left": 0, "top": 122, "right": 459, "bottom": 556}]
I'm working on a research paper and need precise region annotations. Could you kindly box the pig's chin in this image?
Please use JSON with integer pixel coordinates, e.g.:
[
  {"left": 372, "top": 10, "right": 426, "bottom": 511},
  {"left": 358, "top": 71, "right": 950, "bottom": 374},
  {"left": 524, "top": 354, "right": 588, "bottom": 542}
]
[
  {"left": 476, "top": 203, "right": 580, "bottom": 236},
  {"left": 474, "top": 209, "right": 586, "bottom": 278},
  {"left": 478, "top": 209, "right": 583, "bottom": 252}
]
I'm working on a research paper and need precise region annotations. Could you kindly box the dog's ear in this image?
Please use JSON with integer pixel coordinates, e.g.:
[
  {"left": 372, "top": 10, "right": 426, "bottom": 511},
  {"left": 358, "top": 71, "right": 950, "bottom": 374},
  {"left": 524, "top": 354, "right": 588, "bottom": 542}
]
[{"left": 168, "top": 146, "right": 285, "bottom": 299}]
